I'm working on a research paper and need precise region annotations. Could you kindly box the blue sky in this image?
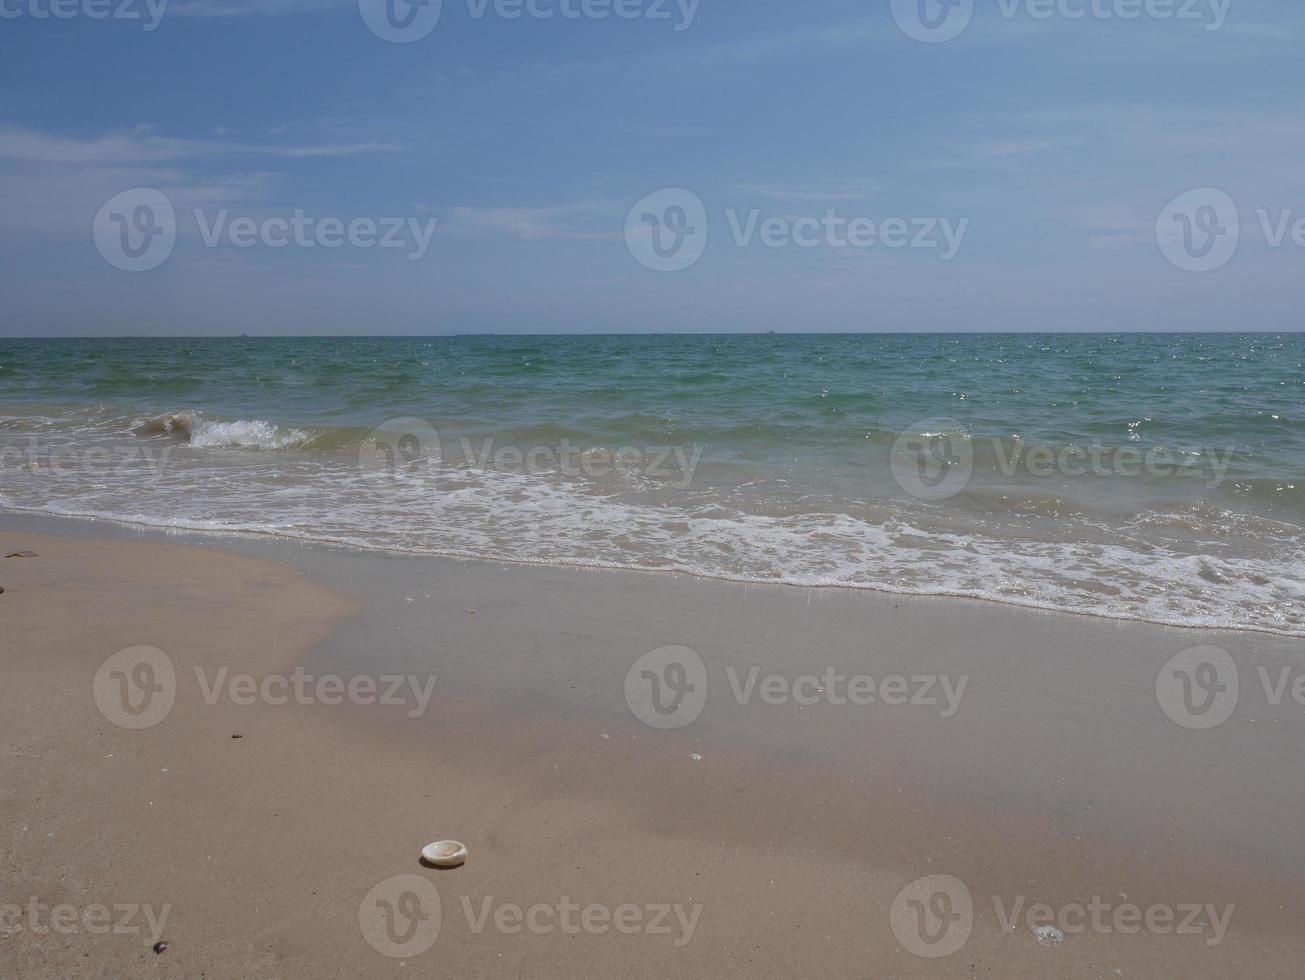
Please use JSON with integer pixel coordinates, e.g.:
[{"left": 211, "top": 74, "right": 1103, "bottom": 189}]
[{"left": 0, "top": 0, "right": 1301, "bottom": 335}]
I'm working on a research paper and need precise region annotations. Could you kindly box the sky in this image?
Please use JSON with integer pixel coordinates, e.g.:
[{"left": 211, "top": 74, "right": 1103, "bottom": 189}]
[{"left": 0, "top": 0, "right": 1302, "bottom": 335}]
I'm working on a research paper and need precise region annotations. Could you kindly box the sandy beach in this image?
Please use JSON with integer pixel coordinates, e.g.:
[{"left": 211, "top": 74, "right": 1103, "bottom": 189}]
[
  {"left": 7, "top": 0, "right": 1305, "bottom": 971},
  {"left": 2, "top": 515, "right": 1303, "bottom": 978}
]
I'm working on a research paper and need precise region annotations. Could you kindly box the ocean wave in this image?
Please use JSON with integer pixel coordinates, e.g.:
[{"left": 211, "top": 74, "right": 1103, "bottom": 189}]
[
  {"left": 3, "top": 334, "right": 1303, "bottom": 639},
  {"left": 188, "top": 418, "right": 309, "bottom": 450},
  {"left": 9, "top": 461, "right": 1304, "bottom": 637},
  {"left": 134, "top": 413, "right": 309, "bottom": 450}
]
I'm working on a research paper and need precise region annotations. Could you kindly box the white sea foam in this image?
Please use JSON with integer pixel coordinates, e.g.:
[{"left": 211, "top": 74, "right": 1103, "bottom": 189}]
[
  {"left": 3, "top": 404, "right": 1302, "bottom": 636},
  {"left": 128, "top": 412, "right": 309, "bottom": 450},
  {"left": 9, "top": 451, "right": 1303, "bottom": 638},
  {"left": 5, "top": 335, "right": 1302, "bottom": 639},
  {"left": 186, "top": 418, "right": 309, "bottom": 450}
]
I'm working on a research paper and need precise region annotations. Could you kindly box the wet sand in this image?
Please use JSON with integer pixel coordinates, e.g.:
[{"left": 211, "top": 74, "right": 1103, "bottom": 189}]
[{"left": 2, "top": 516, "right": 1303, "bottom": 978}]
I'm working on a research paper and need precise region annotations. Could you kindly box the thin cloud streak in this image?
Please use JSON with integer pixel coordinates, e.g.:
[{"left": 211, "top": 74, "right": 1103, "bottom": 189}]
[{"left": 0, "top": 125, "right": 399, "bottom": 165}]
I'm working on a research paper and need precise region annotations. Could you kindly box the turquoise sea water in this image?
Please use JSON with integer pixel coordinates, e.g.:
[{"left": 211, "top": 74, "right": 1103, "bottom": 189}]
[{"left": 1, "top": 334, "right": 1302, "bottom": 634}]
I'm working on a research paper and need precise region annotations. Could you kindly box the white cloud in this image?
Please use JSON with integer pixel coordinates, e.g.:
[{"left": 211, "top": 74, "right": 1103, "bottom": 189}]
[
  {"left": 508, "top": 16, "right": 888, "bottom": 85},
  {"left": 448, "top": 203, "right": 619, "bottom": 240},
  {"left": 164, "top": 0, "right": 350, "bottom": 16},
  {"left": 730, "top": 180, "right": 882, "bottom": 204},
  {"left": 0, "top": 125, "right": 397, "bottom": 164}
]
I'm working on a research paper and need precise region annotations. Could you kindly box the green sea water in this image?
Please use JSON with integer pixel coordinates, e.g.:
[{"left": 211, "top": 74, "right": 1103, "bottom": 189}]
[{"left": 1, "top": 333, "right": 1302, "bottom": 633}]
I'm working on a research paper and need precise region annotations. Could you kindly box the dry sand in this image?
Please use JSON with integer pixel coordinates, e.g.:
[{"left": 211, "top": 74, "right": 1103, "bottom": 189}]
[{"left": 2, "top": 520, "right": 1304, "bottom": 978}]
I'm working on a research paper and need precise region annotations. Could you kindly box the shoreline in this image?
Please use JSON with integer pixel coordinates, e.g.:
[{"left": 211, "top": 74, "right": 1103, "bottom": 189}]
[
  {"left": 2, "top": 506, "right": 1297, "bottom": 640},
  {"left": 3, "top": 514, "right": 1305, "bottom": 977}
]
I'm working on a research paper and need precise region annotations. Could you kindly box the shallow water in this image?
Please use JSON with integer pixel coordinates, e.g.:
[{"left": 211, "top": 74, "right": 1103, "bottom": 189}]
[{"left": 1, "top": 333, "right": 1302, "bottom": 634}]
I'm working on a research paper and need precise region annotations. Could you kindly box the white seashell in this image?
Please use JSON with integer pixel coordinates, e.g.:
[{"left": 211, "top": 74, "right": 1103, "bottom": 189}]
[{"left": 421, "top": 840, "right": 468, "bottom": 867}]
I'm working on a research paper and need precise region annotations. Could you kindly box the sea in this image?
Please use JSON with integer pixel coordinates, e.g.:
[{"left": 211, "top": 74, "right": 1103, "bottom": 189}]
[{"left": 1, "top": 333, "right": 1301, "bottom": 635}]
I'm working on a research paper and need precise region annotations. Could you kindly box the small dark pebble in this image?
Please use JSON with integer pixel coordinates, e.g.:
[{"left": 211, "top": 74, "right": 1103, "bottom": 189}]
[
  {"left": 231, "top": 734, "right": 243, "bottom": 739},
  {"left": 152, "top": 942, "right": 169, "bottom": 954},
  {"left": 5, "top": 551, "right": 37, "bottom": 559},
  {"left": 0, "top": 587, "right": 5, "bottom": 594}
]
